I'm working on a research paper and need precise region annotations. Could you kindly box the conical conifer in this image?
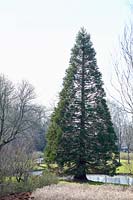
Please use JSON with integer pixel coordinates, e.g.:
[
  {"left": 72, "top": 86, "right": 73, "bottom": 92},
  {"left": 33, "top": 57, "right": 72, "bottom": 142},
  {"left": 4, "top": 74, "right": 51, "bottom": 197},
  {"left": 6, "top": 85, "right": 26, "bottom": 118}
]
[{"left": 45, "top": 28, "right": 118, "bottom": 181}]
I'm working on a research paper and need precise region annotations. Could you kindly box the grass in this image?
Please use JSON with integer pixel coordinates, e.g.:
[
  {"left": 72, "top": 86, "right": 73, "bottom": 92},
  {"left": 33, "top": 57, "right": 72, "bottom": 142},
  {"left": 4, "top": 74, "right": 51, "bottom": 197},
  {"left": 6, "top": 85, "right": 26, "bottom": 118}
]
[
  {"left": 120, "top": 152, "right": 133, "bottom": 160},
  {"left": 33, "top": 164, "right": 47, "bottom": 170},
  {"left": 35, "top": 159, "right": 133, "bottom": 176},
  {"left": 34, "top": 152, "right": 133, "bottom": 176},
  {"left": 59, "top": 179, "right": 104, "bottom": 185},
  {"left": 35, "top": 161, "right": 133, "bottom": 175},
  {"left": 116, "top": 160, "right": 133, "bottom": 174},
  {"left": 34, "top": 163, "right": 58, "bottom": 171},
  {"left": 32, "top": 183, "right": 133, "bottom": 200},
  {"left": 0, "top": 171, "right": 58, "bottom": 196}
]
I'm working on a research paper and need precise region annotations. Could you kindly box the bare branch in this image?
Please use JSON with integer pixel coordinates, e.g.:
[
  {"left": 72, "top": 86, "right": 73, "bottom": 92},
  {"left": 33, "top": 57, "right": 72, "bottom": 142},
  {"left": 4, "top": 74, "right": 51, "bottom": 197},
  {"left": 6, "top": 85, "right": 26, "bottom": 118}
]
[
  {"left": 110, "top": 22, "right": 133, "bottom": 115},
  {"left": 0, "top": 76, "right": 44, "bottom": 151}
]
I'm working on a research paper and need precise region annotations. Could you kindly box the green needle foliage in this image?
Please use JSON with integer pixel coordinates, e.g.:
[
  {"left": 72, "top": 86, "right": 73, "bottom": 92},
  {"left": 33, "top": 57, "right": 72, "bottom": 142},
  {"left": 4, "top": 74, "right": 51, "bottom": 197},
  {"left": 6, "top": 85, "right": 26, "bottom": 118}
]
[{"left": 45, "top": 28, "right": 118, "bottom": 181}]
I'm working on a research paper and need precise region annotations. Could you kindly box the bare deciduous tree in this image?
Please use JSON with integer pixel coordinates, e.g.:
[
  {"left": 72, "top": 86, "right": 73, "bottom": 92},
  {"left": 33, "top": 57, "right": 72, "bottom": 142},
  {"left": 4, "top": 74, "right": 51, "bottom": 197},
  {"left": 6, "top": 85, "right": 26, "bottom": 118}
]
[
  {"left": 111, "top": 22, "right": 133, "bottom": 115},
  {"left": 107, "top": 100, "right": 126, "bottom": 164},
  {"left": 123, "top": 121, "right": 133, "bottom": 164},
  {"left": 0, "top": 75, "right": 37, "bottom": 151},
  {"left": 110, "top": 20, "right": 133, "bottom": 167}
]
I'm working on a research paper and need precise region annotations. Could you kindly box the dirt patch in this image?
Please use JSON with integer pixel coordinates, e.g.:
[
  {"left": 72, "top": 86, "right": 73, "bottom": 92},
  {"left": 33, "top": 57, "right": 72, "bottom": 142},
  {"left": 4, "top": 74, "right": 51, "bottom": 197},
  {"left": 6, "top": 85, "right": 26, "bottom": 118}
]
[{"left": 0, "top": 192, "right": 34, "bottom": 200}]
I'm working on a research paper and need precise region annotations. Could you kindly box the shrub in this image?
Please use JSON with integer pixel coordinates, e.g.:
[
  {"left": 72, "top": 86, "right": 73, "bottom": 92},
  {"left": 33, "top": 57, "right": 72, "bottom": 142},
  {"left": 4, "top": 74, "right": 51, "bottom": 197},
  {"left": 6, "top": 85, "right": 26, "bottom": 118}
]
[
  {"left": 31, "top": 171, "right": 58, "bottom": 189},
  {"left": 0, "top": 171, "right": 58, "bottom": 196}
]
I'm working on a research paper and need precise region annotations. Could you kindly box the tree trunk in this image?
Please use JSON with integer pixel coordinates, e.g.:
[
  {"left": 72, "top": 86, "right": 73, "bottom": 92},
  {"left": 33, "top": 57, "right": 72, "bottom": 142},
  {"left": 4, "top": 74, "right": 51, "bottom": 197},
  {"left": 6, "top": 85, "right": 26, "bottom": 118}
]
[
  {"left": 127, "top": 148, "right": 130, "bottom": 164},
  {"left": 74, "top": 173, "right": 88, "bottom": 182},
  {"left": 118, "top": 131, "right": 122, "bottom": 164},
  {"left": 73, "top": 162, "right": 88, "bottom": 182}
]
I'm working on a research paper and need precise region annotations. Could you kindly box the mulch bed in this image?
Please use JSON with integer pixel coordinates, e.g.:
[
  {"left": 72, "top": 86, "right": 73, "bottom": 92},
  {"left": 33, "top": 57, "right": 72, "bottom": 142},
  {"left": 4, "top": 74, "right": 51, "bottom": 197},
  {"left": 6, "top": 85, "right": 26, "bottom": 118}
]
[{"left": 0, "top": 192, "right": 34, "bottom": 200}]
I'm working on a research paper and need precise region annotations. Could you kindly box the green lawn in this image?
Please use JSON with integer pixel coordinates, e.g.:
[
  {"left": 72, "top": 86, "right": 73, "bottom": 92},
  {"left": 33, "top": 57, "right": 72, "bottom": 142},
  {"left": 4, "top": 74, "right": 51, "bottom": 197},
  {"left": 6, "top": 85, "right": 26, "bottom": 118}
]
[
  {"left": 34, "top": 163, "right": 58, "bottom": 171},
  {"left": 34, "top": 153, "right": 133, "bottom": 175},
  {"left": 33, "top": 164, "right": 47, "bottom": 170},
  {"left": 117, "top": 159, "right": 133, "bottom": 174},
  {"left": 34, "top": 161, "right": 133, "bottom": 175}
]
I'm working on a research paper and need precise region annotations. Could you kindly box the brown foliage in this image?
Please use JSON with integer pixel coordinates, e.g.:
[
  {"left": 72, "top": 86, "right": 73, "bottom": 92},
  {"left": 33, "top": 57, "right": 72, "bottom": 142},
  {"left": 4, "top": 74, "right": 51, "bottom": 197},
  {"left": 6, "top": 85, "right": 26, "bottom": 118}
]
[{"left": 0, "top": 192, "right": 33, "bottom": 200}]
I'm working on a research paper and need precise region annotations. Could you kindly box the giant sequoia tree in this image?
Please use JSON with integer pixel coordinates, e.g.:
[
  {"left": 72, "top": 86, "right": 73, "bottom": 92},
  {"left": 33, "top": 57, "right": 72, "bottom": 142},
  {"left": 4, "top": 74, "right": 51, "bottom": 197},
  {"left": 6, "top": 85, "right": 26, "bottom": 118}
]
[{"left": 45, "top": 28, "right": 118, "bottom": 181}]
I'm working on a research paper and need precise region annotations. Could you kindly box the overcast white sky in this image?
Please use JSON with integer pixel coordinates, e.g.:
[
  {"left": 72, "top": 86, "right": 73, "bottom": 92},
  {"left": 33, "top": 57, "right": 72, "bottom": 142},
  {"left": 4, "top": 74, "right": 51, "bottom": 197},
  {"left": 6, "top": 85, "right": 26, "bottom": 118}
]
[{"left": 0, "top": 0, "right": 130, "bottom": 107}]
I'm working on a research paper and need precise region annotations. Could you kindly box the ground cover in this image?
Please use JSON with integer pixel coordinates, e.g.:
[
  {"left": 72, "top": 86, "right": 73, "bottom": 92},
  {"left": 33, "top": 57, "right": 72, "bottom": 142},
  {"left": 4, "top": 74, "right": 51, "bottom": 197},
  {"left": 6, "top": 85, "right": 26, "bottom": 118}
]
[
  {"left": 32, "top": 183, "right": 133, "bottom": 200},
  {"left": 117, "top": 160, "right": 133, "bottom": 174}
]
